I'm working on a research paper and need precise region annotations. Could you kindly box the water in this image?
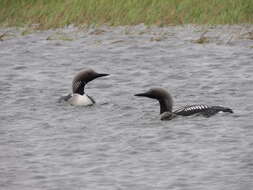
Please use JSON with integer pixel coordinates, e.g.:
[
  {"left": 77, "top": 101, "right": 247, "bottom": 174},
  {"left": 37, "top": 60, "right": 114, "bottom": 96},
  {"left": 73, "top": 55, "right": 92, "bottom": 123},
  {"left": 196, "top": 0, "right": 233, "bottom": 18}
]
[{"left": 0, "top": 25, "right": 253, "bottom": 190}]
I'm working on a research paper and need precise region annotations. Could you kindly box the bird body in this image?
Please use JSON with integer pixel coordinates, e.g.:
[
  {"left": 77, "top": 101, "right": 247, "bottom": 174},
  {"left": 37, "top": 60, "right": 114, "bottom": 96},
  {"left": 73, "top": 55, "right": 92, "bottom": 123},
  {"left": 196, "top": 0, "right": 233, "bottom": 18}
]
[
  {"left": 59, "top": 69, "right": 109, "bottom": 106},
  {"left": 135, "top": 88, "right": 233, "bottom": 120},
  {"left": 174, "top": 104, "right": 233, "bottom": 117}
]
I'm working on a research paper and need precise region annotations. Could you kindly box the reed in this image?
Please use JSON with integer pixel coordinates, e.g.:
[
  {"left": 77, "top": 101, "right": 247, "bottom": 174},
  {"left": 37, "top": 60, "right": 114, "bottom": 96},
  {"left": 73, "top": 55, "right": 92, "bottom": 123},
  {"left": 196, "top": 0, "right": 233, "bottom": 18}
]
[{"left": 0, "top": 0, "right": 252, "bottom": 29}]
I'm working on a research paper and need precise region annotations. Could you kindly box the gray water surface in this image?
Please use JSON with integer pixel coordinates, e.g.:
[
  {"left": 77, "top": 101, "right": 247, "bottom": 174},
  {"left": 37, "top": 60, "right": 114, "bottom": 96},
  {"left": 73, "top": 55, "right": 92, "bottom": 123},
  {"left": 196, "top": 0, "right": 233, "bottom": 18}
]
[{"left": 0, "top": 25, "right": 253, "bottom": 190}]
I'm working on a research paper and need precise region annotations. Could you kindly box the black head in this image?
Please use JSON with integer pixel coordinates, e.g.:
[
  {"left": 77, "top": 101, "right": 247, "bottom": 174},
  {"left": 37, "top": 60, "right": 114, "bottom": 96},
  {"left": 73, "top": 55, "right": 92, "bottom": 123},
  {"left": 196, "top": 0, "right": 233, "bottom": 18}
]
[
  {"left": 72, "top": 69, "right": 109, "bottom": 95},
  {"left": 135, "top": 88, "right": 174, "bottom": 114},
  {"left": 74, "top": 69, "right": 109, "bottom": 83},
  {"left": 135, "top": 88, "right": 171, "bottom": 100}
]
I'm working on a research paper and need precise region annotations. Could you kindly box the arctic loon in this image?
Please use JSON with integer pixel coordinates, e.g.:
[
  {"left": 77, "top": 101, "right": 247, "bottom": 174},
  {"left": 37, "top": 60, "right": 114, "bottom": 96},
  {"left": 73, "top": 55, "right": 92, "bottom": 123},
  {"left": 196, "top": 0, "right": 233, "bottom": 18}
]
[
  {"left": 135, "top": 88, "right": 233, "bottom": 120},
  {"left": 59, "top": 69, "right": 109, "bottom": 106}
]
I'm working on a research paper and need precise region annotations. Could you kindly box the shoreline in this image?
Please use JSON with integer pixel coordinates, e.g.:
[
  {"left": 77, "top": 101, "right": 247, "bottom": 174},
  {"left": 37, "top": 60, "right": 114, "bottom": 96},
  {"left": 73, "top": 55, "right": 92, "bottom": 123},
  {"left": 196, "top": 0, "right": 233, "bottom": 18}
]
[{"left": 0, "top": 24, "right": 252, "bottom": 48}]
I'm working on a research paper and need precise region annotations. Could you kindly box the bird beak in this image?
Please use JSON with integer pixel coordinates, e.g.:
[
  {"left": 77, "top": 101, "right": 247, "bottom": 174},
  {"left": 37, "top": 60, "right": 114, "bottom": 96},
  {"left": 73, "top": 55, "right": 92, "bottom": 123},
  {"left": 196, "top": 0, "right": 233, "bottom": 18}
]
[
  {"left": 134, "top": 92, "right": 149, "bottom": 97},
  {"left": 96, "top": 73, "right": 110, "bottom": 78}
]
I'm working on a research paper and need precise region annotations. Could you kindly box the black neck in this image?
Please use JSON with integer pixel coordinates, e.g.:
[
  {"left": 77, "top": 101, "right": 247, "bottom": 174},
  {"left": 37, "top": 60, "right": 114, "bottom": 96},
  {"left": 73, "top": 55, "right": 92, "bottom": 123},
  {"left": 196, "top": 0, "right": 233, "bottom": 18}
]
[
  {"left": 159, "top": 99, "right": 173, "bottom": 114},
  {"left": 73, "top": 81, "right": 86, "bottom": 95}
]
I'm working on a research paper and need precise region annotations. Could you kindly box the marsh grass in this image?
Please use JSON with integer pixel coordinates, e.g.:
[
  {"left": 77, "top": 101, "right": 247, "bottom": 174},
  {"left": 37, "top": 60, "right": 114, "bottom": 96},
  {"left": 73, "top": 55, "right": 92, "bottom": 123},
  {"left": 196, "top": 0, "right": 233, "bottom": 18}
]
[{"left": 1, "top": 0, "right": 253, "bottom": 29}]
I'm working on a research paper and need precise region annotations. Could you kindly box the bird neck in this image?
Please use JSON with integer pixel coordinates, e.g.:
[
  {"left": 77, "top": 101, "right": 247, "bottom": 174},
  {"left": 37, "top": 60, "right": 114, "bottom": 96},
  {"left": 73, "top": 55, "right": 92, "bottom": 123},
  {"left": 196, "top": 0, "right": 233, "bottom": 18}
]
[
  {"left": 159, "top": 98, "right": 173, "bottom": 114},
  {"left": 72, "top": 81, "right": 87, "bottom": 95}
]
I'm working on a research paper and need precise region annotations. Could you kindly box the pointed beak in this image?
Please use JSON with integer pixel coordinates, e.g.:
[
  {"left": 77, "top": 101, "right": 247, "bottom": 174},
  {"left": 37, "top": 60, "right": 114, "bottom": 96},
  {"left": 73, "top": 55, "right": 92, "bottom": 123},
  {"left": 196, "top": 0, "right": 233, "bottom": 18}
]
[
  {"left": 134, "top": 92, "right": 149, "bottom": 97},
  {"left": 96, "top": 73, "right": 110, "bottom": 78}
]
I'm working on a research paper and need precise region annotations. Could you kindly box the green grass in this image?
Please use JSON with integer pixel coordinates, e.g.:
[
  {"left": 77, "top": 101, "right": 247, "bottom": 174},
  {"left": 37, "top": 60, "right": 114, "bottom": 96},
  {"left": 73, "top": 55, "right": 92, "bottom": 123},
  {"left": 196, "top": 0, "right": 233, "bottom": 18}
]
[{"left": 0, "top": 0, "right": 252, "bottom": 29}]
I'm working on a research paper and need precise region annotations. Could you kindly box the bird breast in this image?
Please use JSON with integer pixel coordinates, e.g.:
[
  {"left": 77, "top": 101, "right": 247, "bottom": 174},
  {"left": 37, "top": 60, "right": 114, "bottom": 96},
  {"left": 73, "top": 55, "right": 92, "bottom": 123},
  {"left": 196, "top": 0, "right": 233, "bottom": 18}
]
[{"left": 67, "top": 94, "right": 94, "bottom": 106}]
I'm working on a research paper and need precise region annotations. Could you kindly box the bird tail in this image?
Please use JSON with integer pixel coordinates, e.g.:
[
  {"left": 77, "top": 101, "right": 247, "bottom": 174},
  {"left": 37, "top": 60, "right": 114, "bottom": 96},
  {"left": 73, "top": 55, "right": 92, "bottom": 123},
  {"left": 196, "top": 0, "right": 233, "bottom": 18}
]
[{"left": 211, "top": 106, "right": 233, "bottom": 113}]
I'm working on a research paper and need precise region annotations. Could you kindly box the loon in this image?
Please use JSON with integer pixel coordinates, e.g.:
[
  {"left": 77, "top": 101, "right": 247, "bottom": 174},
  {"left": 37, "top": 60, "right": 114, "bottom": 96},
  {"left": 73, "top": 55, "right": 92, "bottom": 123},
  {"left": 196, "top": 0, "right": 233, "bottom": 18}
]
[
  {"left": 135, "top": 88, "right": 233, "bottom": 120},
  {"left": 59, "top": 69, "right": 109, "bottom": 106}
]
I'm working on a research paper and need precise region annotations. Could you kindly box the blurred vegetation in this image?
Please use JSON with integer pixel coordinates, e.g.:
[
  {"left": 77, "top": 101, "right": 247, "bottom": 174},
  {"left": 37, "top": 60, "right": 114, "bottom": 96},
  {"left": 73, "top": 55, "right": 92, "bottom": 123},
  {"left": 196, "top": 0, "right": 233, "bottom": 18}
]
[{"left": 0, "top": 0, "right": 252, "bottom": 29}]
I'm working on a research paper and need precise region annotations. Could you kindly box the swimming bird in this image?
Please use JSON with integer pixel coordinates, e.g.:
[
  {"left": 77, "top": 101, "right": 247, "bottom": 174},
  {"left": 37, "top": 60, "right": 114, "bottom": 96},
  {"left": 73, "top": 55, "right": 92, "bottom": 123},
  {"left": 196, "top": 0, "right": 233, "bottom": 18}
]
[
  {"left": 135, "top": 88, "right": 233, "bottom": 120},
  {"left": 59, "top": 69, "right": 109, "bottom": 106}
]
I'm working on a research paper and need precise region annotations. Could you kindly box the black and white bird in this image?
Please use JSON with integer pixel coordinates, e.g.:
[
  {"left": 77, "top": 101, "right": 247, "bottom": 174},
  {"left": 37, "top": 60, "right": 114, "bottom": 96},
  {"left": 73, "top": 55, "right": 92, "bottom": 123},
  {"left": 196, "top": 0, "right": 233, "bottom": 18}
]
[
  {"left": 135, "top": 88, "right": 233, "bottom": 120},
  {"left": 59, "top": 69, "right": 109, "bottom": 106}
]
